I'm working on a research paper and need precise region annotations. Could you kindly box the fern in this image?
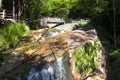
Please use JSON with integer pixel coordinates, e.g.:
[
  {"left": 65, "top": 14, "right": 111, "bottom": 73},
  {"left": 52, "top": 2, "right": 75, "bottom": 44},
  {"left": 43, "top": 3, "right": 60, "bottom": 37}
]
[{"left": 72, "top": 41, "right": 100, "bottom": 76}]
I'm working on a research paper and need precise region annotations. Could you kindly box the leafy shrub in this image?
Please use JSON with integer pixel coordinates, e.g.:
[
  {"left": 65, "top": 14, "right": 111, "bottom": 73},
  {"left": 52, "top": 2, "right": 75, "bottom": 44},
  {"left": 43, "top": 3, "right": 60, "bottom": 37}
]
[
  {"left": 0, "top": 22, "right": 30, "bottom": 51},
  {"left": 19, "top": 23, "right": 30, "bottom": 36},
  {"left": 72, "top": 41, "right": 100, "bottom": 76}
]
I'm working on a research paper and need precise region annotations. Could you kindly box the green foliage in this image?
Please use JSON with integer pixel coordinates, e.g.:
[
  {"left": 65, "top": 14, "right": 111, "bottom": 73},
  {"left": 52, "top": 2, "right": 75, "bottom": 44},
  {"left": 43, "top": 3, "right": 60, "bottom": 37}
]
[
  {"left": 28, "top": 0, "right": 42, "bottom": 20},
  {"left": 28, "top": 21, "right": 41, "bottom": 30},
  {"left": 78, "top": 23, "right": 88, "bottom": 29},
  {"left": 108, "top": 48, "right": 120, "bottom": 80},
  {"left": 50, "top": 0, "right": 72, "bottom": 17},
  {"left": 0, "top": 22, "right": 30, "bottom": 51},
  {"left": 90, "top": 1, "right": 108, "bottom": 17},
  {"left": 110, "top": 49, "right": 120, "bottom": 57},
  {"left": 72, "top": 41, "right": 100, "bottom": 76},
  {"left": 39, "top": 0, "right": 53, "bottom": 16},
  {"left": 77, "top": 19, "right": 90, "bottom": 29},
  {"left": 109, "top": 48, "right": 120, "bottom": 66},
  {"left": 2, "top": 0, "right": 109, "bottom": 19},
  {"left": 27, "top": 0, "right": 74, "bottom": 19},
  {"left": 19, "top": 23, "right": 30, "bottom": 36},
  {"left": 69, "top": 0, "right": 108, "bottom": 18},
  {"left": 0, "top": 35, "right": 9, "bottom": 51}
]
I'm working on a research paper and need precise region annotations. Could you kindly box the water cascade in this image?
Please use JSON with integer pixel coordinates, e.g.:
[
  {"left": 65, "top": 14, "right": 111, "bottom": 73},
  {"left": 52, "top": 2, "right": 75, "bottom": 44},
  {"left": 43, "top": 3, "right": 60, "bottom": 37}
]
[{"left": 15, "top": 52, "right": 72, "bottom": 80}]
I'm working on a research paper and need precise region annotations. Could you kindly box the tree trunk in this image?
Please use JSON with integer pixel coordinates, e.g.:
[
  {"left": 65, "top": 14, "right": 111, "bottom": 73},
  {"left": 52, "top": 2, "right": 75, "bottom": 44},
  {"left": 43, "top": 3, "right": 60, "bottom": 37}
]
[
  {"left": 112, "top": 0, "right": 116, "bottom": 46},
  {"left": 13, "top": 0, "right": 15, "bottom": 19},
  {"left": 0, "top": 0, "right": 2, "bottom": 8},
  {"left": 18, "top": 0, "right": 20, "bottom": 22}
]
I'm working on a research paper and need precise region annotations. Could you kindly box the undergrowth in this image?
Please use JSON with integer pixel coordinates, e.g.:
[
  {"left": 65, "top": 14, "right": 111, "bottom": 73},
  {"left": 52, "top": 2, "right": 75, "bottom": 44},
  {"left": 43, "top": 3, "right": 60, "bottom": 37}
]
[
  {"left": 0, "top": 22, "right": 30, "bottom": 51},
  {"left": 72, "top": 40, "right": 101, "bottom": 76}
]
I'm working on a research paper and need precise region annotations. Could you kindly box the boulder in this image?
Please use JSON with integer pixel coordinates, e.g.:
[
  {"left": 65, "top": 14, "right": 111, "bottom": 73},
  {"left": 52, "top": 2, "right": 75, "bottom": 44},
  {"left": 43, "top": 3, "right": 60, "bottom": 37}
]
[{"left": 0, "top": 27, "right": 107, "bottom": 80}]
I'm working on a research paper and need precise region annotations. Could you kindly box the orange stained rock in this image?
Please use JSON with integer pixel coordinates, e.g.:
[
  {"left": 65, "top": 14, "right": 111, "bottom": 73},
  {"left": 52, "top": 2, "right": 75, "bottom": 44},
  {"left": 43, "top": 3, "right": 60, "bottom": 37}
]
[
  {"left": 36, "top": 41, "right": 67, "bottom": 56},
  {"left": 12, "top": 30, "right": 96, "bottom": 58},
  {"left": 12, "top": 45, "right": 29, "bottom": 55},
  {"left": 44, "top": 50, "right": 67, "bottom": 62},
  {"left": 24, "top": 49, "right": 37, "bottom": 55},
  {"left": 24, "top": 32, "right": 68, "bottom": 57},
  {"left": 16, "top": 46, "right": 26, "bottom": 50}
]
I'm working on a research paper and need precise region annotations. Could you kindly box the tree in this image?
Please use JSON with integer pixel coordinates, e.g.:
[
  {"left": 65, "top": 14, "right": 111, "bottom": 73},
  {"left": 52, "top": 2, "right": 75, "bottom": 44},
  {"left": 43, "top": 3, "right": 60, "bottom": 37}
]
[
  {"left": 112, "top": 0, "right": 116, "bottom": 46},
  {"left": 27, "top": 0, "right": 42, "bottom": 20},
  {"left": 25, "top": 0, "right": 75, "bottom": 20},
  {"left": 69, "top": 0, "right": 108, "bottom": 18},
  {"left": 2, "top": 0, "right": 25, "bottom": 21},
  {"left": 50, "top": 0, "right": 73, "bottom": 18}
]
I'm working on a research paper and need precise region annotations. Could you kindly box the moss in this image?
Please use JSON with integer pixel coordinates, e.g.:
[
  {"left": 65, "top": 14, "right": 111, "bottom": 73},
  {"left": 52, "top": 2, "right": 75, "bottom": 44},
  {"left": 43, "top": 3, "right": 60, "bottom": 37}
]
[{"left": 72, "top": 40, "right": 101, "bottom": 76}]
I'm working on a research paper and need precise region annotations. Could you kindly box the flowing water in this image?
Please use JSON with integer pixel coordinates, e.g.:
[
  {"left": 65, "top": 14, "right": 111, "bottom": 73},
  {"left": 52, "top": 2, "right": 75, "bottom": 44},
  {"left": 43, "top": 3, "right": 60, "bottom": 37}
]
[{"left": 15, "top": 53, "right": 72, "bottom": 80}]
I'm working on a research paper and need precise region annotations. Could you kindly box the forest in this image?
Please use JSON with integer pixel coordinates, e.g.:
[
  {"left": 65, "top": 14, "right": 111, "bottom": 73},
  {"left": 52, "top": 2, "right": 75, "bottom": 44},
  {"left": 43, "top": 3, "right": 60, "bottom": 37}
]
[
  {"left": 0, "top": 0, "right": 120, "bottom": 80},
  {"left": 2, "top": 0, "right": 120, "bottom": 37}
]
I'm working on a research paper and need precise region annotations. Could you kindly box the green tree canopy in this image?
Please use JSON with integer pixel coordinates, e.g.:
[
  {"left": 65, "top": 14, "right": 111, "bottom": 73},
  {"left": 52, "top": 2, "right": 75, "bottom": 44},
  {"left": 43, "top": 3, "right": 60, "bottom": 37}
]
[
  {"left": 27, "top": 0, "right": 76, "bottom": 19},
  {"left": 69, "top": 0, "right": 108, "bottom": 18}
]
